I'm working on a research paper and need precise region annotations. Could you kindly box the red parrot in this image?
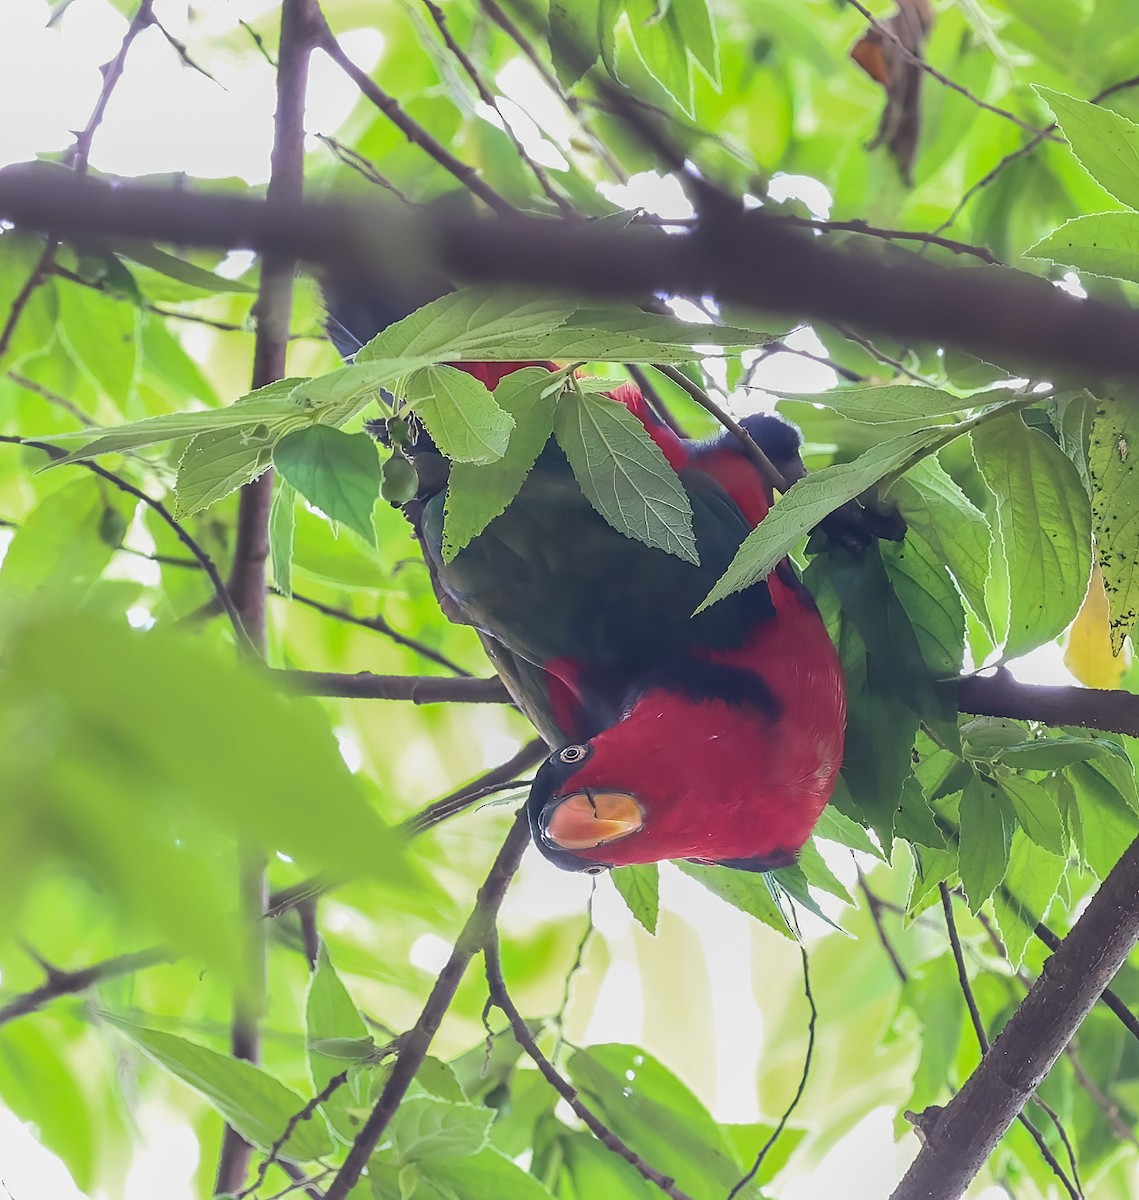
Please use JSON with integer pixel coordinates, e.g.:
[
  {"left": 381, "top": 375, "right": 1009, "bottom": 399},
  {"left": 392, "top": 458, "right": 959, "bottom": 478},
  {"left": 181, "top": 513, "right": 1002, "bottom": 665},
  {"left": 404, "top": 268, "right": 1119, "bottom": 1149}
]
[{"left": 327, "top": 289, "right": 845, "bottom": 874}]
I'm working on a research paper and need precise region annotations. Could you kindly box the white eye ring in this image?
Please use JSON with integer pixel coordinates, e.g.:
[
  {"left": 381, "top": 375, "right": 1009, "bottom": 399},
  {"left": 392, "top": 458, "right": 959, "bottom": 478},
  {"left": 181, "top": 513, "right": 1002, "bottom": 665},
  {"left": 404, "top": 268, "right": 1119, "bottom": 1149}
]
[{"left": 559, "top": 744, "right": 587, "bottom": 764}]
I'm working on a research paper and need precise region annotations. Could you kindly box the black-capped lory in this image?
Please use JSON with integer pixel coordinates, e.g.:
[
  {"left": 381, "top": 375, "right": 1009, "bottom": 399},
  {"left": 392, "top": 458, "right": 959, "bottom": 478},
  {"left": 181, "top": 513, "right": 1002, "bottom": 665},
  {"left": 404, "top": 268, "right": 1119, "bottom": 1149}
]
[{"left": 327, "top": 288, "right": 845, "bottom": 874}]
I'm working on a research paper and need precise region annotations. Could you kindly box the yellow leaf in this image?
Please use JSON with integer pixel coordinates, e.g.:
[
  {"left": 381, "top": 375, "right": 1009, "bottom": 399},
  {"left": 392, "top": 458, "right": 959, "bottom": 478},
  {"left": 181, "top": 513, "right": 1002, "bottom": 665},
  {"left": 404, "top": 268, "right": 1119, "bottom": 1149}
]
[{"left": 1064, "top": 562, "right": 1131, "bottom": 688}]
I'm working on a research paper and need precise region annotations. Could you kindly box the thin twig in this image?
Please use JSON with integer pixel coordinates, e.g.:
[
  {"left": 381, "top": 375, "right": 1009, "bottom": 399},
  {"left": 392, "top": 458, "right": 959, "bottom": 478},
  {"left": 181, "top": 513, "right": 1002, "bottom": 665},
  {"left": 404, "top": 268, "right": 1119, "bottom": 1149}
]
[
  {"left": 0, "top": 948, "right": 168, "bottom": 1028},
  {"left": 728, "top": 942, "right": 816, "bottom": 1198},
  {"left": 272, "top": 588, "right": 471, "bottom": 675},
  {"left": 420, "top": 0, "right": 575, "bottom": 214},
  {"left": 844, "top": 0, "right": 1055, "bottom": 142},
  {"left": 315, "top": 134, "right": 421, "bottom": 205},
  {"left": 238, "top": 1070, "right": 352, "bottom": 1199},
  {"left": 485, "top": 933, "right": 696, "bottom": 1200},
  {"left": 324, "top": 811, "right": 531, "bottom": 1200},
  {"left": 626, "top": 363, "right": 685, "bottom": 435},
  {"left": 313, "top": 7, "right": 516, "bottom": 215},
  {"left": 0, "top": 436, "right": 248, "bottom": 644},
  {"left": 939, "top": 886, "right": 1081, "bottom": 1200},
  {"left": 858, "top": 874, "right": 907, "bottom": 983},
  {"left": 552, "top": 883, "right": 595, "bottom": 1052},
  {"left": 779, "top": 214, "right": 1000, "bottom": 265},
  {"left": 7, "top": 370, "right": 96, "bottom": 426},
  {"left": 404, "top": 737, "right": 547, "bottom": 834},
  {"left": 652, "top": 364, "right": 789, "bottom": 493},
  {"left": 276, "top": 670, "right": 509, "bottom": 703}
]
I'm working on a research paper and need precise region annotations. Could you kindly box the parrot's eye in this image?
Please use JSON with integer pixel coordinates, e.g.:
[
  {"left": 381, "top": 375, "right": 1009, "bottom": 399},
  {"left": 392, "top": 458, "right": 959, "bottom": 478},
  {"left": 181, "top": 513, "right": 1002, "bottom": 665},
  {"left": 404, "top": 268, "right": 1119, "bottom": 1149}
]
[{"left": 558, "top": 744, "right": 588, "bottom": 764}]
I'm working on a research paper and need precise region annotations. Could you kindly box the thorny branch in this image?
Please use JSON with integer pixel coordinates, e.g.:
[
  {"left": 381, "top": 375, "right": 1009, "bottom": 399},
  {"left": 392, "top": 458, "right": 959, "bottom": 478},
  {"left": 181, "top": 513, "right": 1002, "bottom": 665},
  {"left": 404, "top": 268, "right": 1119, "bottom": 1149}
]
[
  {"left": 0, "top": 0, "right": 153, "bottom": 361},
  {"left": 0, "top": 948, "right": 168, "bottom": 1028},
  {"left": 484, "top": 933, "right": 697, "bottom": 1200}
]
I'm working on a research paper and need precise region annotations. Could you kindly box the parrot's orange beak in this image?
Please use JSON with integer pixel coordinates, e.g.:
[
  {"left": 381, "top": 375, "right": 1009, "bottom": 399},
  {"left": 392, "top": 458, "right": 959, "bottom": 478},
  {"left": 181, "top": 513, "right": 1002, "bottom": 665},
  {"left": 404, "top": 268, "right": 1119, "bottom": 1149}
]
[{"left": 543, "top": 790, "right": 643, "bottom": 850}]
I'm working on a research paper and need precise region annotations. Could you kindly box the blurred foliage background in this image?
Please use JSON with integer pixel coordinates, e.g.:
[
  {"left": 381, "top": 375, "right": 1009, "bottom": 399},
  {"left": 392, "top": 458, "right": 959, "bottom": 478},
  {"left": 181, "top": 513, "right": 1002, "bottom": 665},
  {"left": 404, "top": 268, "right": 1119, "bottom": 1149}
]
[{"left": 4, "top": 0, "right": 1139, "bottom": 1198}]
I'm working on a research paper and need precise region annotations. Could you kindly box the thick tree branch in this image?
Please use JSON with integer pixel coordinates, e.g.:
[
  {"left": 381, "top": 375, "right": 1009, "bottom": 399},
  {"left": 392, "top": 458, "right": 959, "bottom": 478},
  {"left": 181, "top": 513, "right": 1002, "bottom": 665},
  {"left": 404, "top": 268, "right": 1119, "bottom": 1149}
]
[
  {"left": 890, "top": 835, "right": 1139, "bottom": 1200},
  {"left": 484, "top": 934, "right": 696, "bottom": 1200},
  {"left": 276, "top": 669, "right": 509, "bottom": 702},
  {"left": 956, "top": 671, "right": 1139, "bottom": 738},
  {"left": 324, "top": 811, "right": 531, "bottom": 1200},
  {"left": 0, "top": 948, "right": 167, "bottom": 1028},
  {"left": 8, "top": 178, "right": 1139, "bottom": 380},
  {"left": 216, "top": 2, "right": 317, "bottom": 1192}
]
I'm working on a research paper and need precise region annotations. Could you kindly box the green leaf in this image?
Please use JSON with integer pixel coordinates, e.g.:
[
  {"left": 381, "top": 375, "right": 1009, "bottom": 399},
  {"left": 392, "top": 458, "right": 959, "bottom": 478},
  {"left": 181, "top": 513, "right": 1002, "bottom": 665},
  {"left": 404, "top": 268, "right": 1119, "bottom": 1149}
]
[
  {"left": 783, "top": 385, "right": 973, "bottom": 428},
  {"left": 995, "top": 772, "right": 1066, "bottom": 854},
  {"left": 881, "top": 534, "right": 966, "bottom": 680},
  {"left": 0, "top": 478, "right": 127, "bottom": 625},
  {"left": 1027, "top": 213, "right": 1139, "bottom": 286},
  {"left": 269, "top": 479, "right": 296, "bottom": 597},
  {"left": 307, "top": 948, "right": 370, "bottom": 1100},
  {"left": 611, "top": 862, "right": 660, "bottom": 934},
  {"left": 1088, "top": 392, "right": 1139, "bottom": 651},
  {"left": 273, "top": 426, "right": 382, "bottom": 544},
  {"left": 56, "top": 280, "right": 138, "bottom": 406},
  {"left": 568, "top": 1045, "right": 750, "bottom": 1196},
  {"left": 674, "top": 860, "right": 792, "bottom": 938},
  {"left": 841, "top": 691, "right": 919, "bottom": 852},
  {"left": 388, "top": 1097, "right": 493, "bottom": 1162},
  {"left": 995, "top": 734, "right": 1123, "bottom": 771},
  {"left": 112, "top": 241, "right": 255, "bottom": 293},
  {"left": 419, "top": 1146, "right": 558, "bottom": 1199},
  {"left": 700, "top": 423, "right": 964, "bottom": 610},
  {"left": 355, "top": 289, "right": 572, "bottom": 366},
  {"left": 404, "top": 365, "right": 515, "bottom": 464},
  {"left": 885, "top": 456, "right": 993, "bottom": 634},
  {"left": 174, "top": 426, "right": 273, "bottom": 517},
  {"left": 105, "top": 1015, "right": 334, "bottom": 1161},
  {"left": 441, "top": 368, "right": 557, "bottom": 559},
  {"left": 0, "top": 230, "right": 58, "bottom": 369},
  {"left": 971, "top": 413, "right": 1092, "bottom": 658},
  {"left": 957, "top": 774, "right": 1014, "bottom": 912},
  {"left": 554, "top": 387, "right": 697, "bottom": 563},
  {"left": 813, "top": 805, "right": 884, "bottom": 860},
  {"left": 993, "top": 828, "right": 1067, "bottom": 969},
  {"left": 1037, "top": 87, "right": 1139, "bottom": 210},
  {"left": 45, "top": 394, "right": 310, "bottom": 463}
]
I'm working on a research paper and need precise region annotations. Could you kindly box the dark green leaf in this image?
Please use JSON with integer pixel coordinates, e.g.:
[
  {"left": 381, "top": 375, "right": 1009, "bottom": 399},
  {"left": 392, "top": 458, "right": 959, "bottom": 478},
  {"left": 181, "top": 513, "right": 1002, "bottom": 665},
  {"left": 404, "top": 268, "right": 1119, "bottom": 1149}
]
[
  {"left": 112, "top": 242, "right": 255, "bottom": 293},
  {"left": 549, "top": 0, "right": 602, "bottom": 87},
  {"left": 700, "top": 423, "right": 967, "bottom": 609},
  {"left": 881, "top": 534, "right": 965, "bottom": 680},
  {"left": 273, "top": 426, "right": 382, "bottom": 543},
  {"left": 555, "top": 387, "right": 697, "bottom": 562}
]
